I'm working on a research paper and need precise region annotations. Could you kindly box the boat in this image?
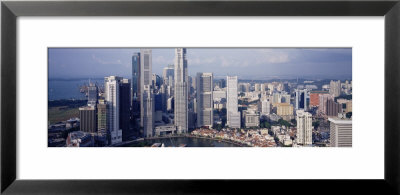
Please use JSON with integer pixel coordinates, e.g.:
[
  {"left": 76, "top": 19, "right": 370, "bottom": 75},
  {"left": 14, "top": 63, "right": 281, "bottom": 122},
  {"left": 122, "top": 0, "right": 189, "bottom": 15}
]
[{"left": 178, "top": 144, "right": 187, "bottom": 147}]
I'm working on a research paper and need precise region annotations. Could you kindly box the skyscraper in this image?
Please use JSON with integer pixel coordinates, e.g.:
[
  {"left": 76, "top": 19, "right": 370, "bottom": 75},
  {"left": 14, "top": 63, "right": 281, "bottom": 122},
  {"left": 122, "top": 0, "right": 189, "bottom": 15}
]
[
  {"left": 226, "top": 76, "right": 241, "bottom": 128},
  {"left": 329, "top": 80, "right": 341, "bottom": 97},
  {"left": 79, "top": 105, "right": 97, "bottom": 133},
  {"left": 329, "top": 117, "right": 352, "bottom": 147},
  {"left": 326, "top": 99, "right": 341, "bottom": 117},
  {"left": 120, "top": 79, "right": 131, "bottom": 141},
  {"left": 259, "top": 97, "right": 271, "bottom": 115},
  {"left": 131, "top": 52, "right": 141, "bottom": 115},
  {"left": 97, "top": 99, "right": 107, "bottom": 134},
  {"left": 87, "top": 82, "right": 98, "bottom": 106},
  {"left": 104, "top": 76, "right": 123, "bottom": 144},
  {"left": 174, "top": 48, "right": 188, "bottom": 134},
  {"left": 296, "top": 110, "right": 312, "bottom": 146},
  {"left": 162, "top": 64, "right": 174, "bottom": 86},
  {"left": 295, "top": 89, "right": 309, "bottom": 111},
  {"left": 140, "top": 49, "right": 154, "bottom": 137},
  {"left": 196, "top": 72, "right": 213, "bottom": 128}
]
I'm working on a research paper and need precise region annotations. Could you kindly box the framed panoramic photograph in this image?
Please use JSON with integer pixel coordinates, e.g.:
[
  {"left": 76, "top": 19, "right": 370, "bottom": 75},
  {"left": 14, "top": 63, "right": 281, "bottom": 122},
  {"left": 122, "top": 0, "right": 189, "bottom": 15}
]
[{"left": 2, "top": 0, "right": 400, "bottom": 194}]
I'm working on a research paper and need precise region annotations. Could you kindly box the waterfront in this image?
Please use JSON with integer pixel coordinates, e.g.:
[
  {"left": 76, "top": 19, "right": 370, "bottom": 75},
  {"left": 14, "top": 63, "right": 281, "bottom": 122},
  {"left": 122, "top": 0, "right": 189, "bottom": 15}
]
[
  {"left": 124, "top": 136, "right": 243, "bottom": 147},
  {"left": 48, "top": 79, "right": 103, "bottom": 100}
]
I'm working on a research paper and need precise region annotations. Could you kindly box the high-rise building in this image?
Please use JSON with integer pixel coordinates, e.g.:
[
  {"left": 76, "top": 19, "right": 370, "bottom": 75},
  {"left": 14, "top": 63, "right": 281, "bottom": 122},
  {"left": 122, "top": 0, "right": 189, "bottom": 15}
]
[
  {"left": 329, "top": 80, "right": 341, "bottom": 97},
  {"left": 243, "top": 110, "right": 260, "bottom": 128},
  {"left": 196, "top": 72, "right": 213, "bottom": 128},
  {"left": 162, "top": 64, "right": 174, "bottom": 85},
  {"left": 296, "top": 110, "right": 312, "bottom": 146},
  {"left": 97, "top": 99, "right": 107, "bottom": 134},
  {"left": 87, "top": 82, "right": 98, "bottom": 106},
  {"left": 319, "top": 93, "right": 334, "bottom": 115},
  {"left": 277, "top": 103, "right": 294, "bottom": 121},
  {"left": 79, "top": 105, "right": 97, "bottom": 133},
  {"left": 131, "top": 52, "right": 141, "bottom": 115},
  {"left": 226, "top": 76, "right": 241, "bottom": 128},
  {"left": 140, "top": 49, "right": 155, "bottom": 137},
  {"left": 326, "top": 99, "right": 341, "bottom": 117},
  {"left": 104, "top": 76, "right": 123, "bottom": 144},
  {"left": 272, "top": 92, "right": 281, "bottom": 105},
  {"left": 259, "top": 97, "right": 271, "bottom": 115},
  {"left": 281, "top": 93, "right": 291, "bottom": 104},
  {"left": 295, "top": 89, "right": 309, "bottom": 111},
  {"left": 310, "top": 91, "right": 329, "bottom": 107},
  {"left": 120, "top": 79, "right": 131, "bottom": 141},
  {"left": 329, "top": 117, "right": 352, "bottom": 147},
  {"left": 174, "top": 48, "right": 188, "bottom": 134}
]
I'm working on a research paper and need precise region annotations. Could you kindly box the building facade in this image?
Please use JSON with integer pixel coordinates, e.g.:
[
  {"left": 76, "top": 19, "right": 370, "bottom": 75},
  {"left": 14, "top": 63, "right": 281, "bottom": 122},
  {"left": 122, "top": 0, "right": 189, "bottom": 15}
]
[
  {"left": 329, "top": 80, "right": 341, "bottom": 97},
  {"left": 196, "top": 72, "right": 213, "bottom": 128},
  {"left": 140, "top": 49, "right": 155, "bottom": 137},
  {"left": 104, "top": 76, "right": 123, "bottom": 144},
  {"left": 174, "top": 48, "right": 189, "bottom": 134},
  {"left": 79, "top": 105, "right": 97, "bottom": 133},
  {"left": 226, "top": 76, "right": 241, "bottom": 128},
  {"left": 329, "top": 117, "right": 352, "bottom": 147},
  {"left": 131, "top": 52, "right": 141, "bottom": 116},
  {"left": 296, "top": 110, "right": 312, "bottom": 146}
]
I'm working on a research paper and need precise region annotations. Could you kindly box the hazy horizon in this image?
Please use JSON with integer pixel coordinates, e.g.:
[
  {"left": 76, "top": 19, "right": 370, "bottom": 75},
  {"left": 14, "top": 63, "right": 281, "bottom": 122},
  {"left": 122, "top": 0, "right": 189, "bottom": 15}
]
[{"left": 49, "top": 48, "right": 352, "bottom": 80}]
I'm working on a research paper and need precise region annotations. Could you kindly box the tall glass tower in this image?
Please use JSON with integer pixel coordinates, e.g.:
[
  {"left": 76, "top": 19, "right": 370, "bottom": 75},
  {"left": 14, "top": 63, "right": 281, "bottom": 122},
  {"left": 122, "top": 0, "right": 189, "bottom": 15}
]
[
  {"left": 174, "top": 48, "right": 188, "bottom": 134},
  {"left": 140, "top": 49, "right": 154, "bottom": 137}
]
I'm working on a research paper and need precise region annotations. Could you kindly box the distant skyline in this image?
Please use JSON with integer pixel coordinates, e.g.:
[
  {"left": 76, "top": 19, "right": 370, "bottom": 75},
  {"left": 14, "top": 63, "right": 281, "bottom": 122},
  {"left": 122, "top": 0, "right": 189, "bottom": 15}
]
[{"left": 49, "top": 48, "right": 352, "bottom": 80}]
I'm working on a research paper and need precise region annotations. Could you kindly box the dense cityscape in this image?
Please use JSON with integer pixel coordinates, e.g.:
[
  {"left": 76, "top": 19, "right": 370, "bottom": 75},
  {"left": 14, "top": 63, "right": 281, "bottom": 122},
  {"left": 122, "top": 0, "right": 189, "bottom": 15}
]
[{"left": 48, "top": 48, "right": 352, "bottom": 147}]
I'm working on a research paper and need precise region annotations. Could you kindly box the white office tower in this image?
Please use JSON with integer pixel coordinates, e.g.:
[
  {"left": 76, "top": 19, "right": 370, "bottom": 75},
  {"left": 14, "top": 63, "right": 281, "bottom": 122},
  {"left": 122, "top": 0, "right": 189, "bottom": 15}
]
[
  {"left": 140, "top": 49, "right": 155, "bottom": 137},
  {"left": 196, "top": 73, "right": 213, "bottom": 128},
  {"left": 104, "top": 76, "right": 123, "bottom": 144},
  {"left": 329, "top": 80, "right": 341, "bottom": 97},
  {"left": 296, "top": 110, "right": 312, "bottom": 146},
  {"left": 328, "top": 117, "right": 352, "bottom": 147},
  {"left": 260, "top": 97, "right": 271, "bottom": 115},
  {"left": 226, "top": 76, "right": 241, "bottom": 128},
  {"left": 174, "top": 48, "right": 188, "bottom": 134}
]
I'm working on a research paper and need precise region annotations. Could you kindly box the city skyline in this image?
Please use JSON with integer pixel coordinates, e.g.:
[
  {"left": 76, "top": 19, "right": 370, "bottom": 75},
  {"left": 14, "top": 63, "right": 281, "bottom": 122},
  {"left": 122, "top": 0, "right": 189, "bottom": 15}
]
[
  {"left": 49, "top": 47, "right": 352, "bottom": 148},
  {"left": 49, "top": 48, "right": 352, "bottom": 80}
]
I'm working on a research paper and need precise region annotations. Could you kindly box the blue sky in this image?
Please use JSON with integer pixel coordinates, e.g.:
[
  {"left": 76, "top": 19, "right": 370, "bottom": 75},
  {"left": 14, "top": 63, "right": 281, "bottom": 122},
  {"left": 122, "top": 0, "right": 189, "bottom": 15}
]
[{"left": 48, "top": 48, "right": 352, "bottom": 80}]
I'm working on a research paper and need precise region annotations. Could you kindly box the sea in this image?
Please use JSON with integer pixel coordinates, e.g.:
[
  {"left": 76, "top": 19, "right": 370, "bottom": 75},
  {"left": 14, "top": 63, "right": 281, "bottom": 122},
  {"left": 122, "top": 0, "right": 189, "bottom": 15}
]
[{"left": 48, "top": 78, "right": 104, "bottom": 100}]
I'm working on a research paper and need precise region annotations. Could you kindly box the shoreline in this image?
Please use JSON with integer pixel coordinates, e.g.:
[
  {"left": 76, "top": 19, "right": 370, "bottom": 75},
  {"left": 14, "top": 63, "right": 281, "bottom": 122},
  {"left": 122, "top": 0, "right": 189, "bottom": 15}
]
[{"left": 117, "top": 134, "right": 248, "bottom": 147}]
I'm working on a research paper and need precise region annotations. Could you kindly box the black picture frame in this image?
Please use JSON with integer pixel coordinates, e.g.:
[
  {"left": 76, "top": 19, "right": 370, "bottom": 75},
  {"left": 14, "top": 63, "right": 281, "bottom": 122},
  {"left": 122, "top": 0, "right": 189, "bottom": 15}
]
[{"left": 1, "top": 0, "right": 399, "bottom": 194}]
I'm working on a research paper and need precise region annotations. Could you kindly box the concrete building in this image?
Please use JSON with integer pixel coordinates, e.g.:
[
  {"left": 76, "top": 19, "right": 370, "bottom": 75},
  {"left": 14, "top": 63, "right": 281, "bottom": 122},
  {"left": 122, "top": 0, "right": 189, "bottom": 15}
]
[
  {"left": 196, "top": 72, "right": 213, "bottom": 128},
  {"left": 140, "top": 49, "right": 155, "bottom": 137},
  {"left": 97, "top": 99, "right": 107, "bottom": 134},
  {"left": 310, "top": 91, "right": 329, "bottom": 107},
  {"left": 259, "top": 97, "right": 271, "bottom": 115},
  {"left": 104, "top": 76, "right": 123, "bottom": 144},
  {"left": 276, "top": 103, "right": 294, "bottom": 121},
  {"left": 319, "top": 93, "right": 334, "bottom": 115},
  {"left": 174, "top": 48, "right": 189, "bottom": 134},
  {"left": 226, "top": 76, "right": 241, "bottom": 128},
  {"left": 66, "top": 131, "right": 94, "bottom": 147},
  {"left": 329, "top": 117, "right": 352, "bottom": 147},
  {"left": 243, "top": 110, "right": 260, "bottom": 128},
  {"left": 79, "top": 105, "right": 97, "bottom": 133},
  {"left": 296, "top": 110, "right": 312, "bottom": 146},
  {"left": 326, "top": 99, "right": 342, "bottom": 117},
  {"left": 87, "top": 82, "right": 98, "bottom": 106},
  {"left": 329, "top": 80, "right": 341, "bottom": 97},
  {"left": 295, "top": 89, "right": 309, "bottom": 111}
]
